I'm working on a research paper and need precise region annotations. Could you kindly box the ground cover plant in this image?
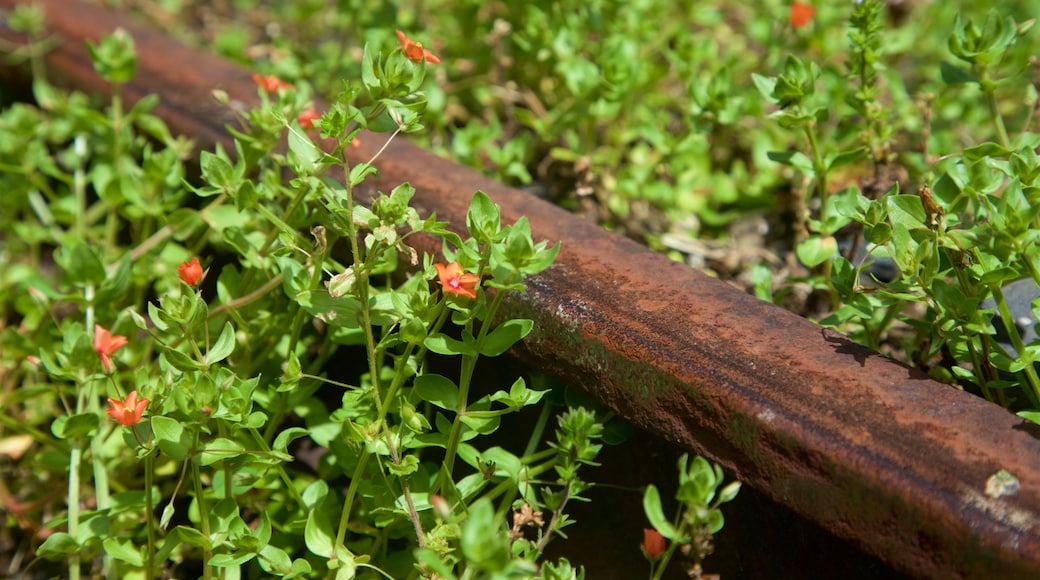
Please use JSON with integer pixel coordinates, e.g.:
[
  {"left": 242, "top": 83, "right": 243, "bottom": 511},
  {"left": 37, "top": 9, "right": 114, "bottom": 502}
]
[
  {"left": 91, "top": 0, "right": 1040, "bottom": 419},
  {"left": 0, "top": 6, "right": 742, "bottom": 578}
]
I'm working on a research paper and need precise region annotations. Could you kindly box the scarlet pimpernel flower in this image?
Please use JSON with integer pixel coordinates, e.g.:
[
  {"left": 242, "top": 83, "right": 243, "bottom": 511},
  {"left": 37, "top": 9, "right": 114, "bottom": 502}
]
[
  {"left": 790, "top": 2, "right": 815, "bottom": 28},
  {"left": 298, "top": 107, "right": 321, "bottom": 129},
  {"left": 178, "top": 257, "right": 204, "bottom": 286},
  {"left": 252, "top": 73, "right": 294, "bottom": 93},
  {"left": 642, "top": 528, "right": 666, "bottom": 559},
  {"left": 396, "top": 29, "right": 441, "bottom": 64},
  {"left": 94, "top": 324, "right": 128, "bottom": 374},
  {"left": 106, "top": 390, "right": 149, "bottom": 426},
  {"left": 434, "top": 263, "right": 479, "bottom": 299}
]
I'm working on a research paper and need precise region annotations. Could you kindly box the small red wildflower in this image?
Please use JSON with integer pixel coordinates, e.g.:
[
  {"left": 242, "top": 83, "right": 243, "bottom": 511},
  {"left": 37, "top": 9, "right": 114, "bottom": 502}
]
[
  {"left": 298, "top": 107, "right": 321, "bottom": 129},
  {"left": 251, "top": 73, "right": 294, "bottom": 93},
  {"left": 642, "top": 528, "right": 666, "bottom": 560},
  {"left": 790, "top": 2, "right": 815, "bottom": 28},
  {"left": 178, "top": 257, "right": 204, "bottom": 286},
  {"left": 434, "top": 263, "right": 479, "bottom": 299},
  {"left": 94, "top": 324, "right": 128, "bottom": 374},
  {"left": 396, "top": 30, "right": 441, "bottom": 64},
  {"left": 106, "top": 390, "right": 149, "bottom": 426}
]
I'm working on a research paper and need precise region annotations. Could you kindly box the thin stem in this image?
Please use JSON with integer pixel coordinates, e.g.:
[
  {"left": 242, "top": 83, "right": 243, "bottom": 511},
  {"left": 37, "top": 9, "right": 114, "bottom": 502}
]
[
  {"left": 144, "top": 454, "right": 156, "bottom": 580},
  {"left": 207, "top": 273, "right": 284, "bottom": 320},
  {"left": 89, "top": 391, "right": 113, "bottom": 579},
  {"left": 190, "top": 454, "right": 213, "bottom": 580},
  {"left": 439, "top": 287, "right": 510, "bottom": 488},
  {"left": 334, "top": 451, "right": 371, "bottom": 553},
  {"left": 978, "top": 68, "right": 1012, "bottom": 148},
  {"left": 67, "top": 440, "right": 82, "bottom": 580},
  {"left": 989, "top": 283, "right": 1040, "bottom": 406}
]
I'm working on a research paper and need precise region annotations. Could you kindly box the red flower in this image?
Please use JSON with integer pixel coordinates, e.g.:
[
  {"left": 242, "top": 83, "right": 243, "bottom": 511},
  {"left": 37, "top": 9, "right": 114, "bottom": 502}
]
[
  {"left": 434, "top": 263, "right": 479, "bottom": 299},
  {"left": 396, "top": 30, "right": 441, "bottom": 64},
  {"left": 643, "top": 528, "right": 666, "bottom": 560},
  {"left": 298, "top": 107, "right": 321, "bottom": 129},
  {"left": 790, "top": 2, "right": 815, "bottom": 28},
  {"left": 94, "top": 324, "right": 128, "bottom": 374},
  {"left": 106, "top": 390, "right": 149, "bottom": 426},
  {"left": 252, "top": 73, "right": 294, "bottom": 93},
  {"left": 178, "top": 257, "right": 204, "bottom": 286}
]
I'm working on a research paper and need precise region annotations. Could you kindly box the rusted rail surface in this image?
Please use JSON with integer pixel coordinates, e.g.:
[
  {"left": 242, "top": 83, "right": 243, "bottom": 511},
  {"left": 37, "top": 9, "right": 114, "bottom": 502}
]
[{"left": 2, "top": 1, "right": 1039, "bottom": 577}]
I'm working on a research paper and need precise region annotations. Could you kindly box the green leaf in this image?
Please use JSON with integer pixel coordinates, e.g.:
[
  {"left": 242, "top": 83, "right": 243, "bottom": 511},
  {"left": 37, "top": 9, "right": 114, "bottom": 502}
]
[
  {"left": 152, "top": 415, "right": 190, "bottom": 460},
  {"left": 827, "top": 147, "right": 867, "bottom": 171},
  {"left": 207, "top": 321, "right": 236, "bottom": 365},
  {"left": 87, "top": 28, "right": 137, "bottom": 84},
  {"left": 751, "top": 73, "right": 777, "bottom": 102},
  {"left": 978, "top": 267, "right": 1020, "bottom": 285},
  {"left": 964, "top": 141, "right": 1012, "bottom": 160},
  {"left": 302, "top": 480, "right": 329, "bottom": 510},
  {"left": 387, "top": 454, "right": 419, "bottom": 476},
  {"left": 706, "top": 509, "right": 725, "bottom": 534},
  {"left": 57, "top": 242, "right": 106, "bottom": 286},
  {"left": 414, "top": 374, "right": 459, "bottom": 410},
  {"left": 480, "top": 319, "right": 533, "bottom": 357},
  {"left": 273, "top": 427, "right": 310, "bottom": 455},
  {"left": 466, "top": 190, "right": 502, "bottom": 243},
  {"left": 796, "top": 235, "right": 837, "bottom": 268},
  {"left": 209, "top": 551, "right": 255, "bottom": 567},
  {"left": 1018, "top": 410, "right": 1040, "bottom": 425},
  {"left": 424, "top": 332, "right": 476, "bottom": 356},
  {"left": 175, "top": 525, "right": 211, "bottom": 549},
  {"left": 53, "top": 412, "right": 99, "bottom": 440},
  {"left": 259, "top": 544, "right": 294, "bottom": 574},
  {"left": 360, "top": 43, "right": 379, "bottom": 91},
  {"left": 642, "top": 485, "right": 682, "bottom": 541},
  {"left": 36, "top": 532, "right": 80, "bottom": 561},
  {"left": 103, "top": 537, "right": 144, "bottom": 566},
  {"left": 766, "top": 150, "right": 814, "bottom": 175},
  {"left": 348, "top": 161, "right": 378, "bottom": 187},
  {"left": 305, "top": 508, "right": 334, "bottom": 558},
  {"left": 199, "top": 437, "right": 246, "bottom": 466},
  {"left": 161, "top": 348, "right": 203, "bottom": 372},
  {"left": 288, "top": 125, "right": 321, "bottom": 174},
  {"left": 200, "top": 149, "right": 234, "bottom": 189},
  {"left": 490, "top": 377, "right": 549, "bottom": 411},
  {"left": 886, "top": 195, "right": 927, "bottom": 230},
  {"left": 460, "top": 498, "right": 510, "bottom": 568},
  {"left": 940, "top": 61, "right": 976, "bottom": 85}
]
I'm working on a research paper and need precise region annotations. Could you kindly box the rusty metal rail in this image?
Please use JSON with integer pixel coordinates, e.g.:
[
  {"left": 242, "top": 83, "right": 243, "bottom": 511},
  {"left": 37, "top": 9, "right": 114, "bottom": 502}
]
[{"left": 2, "top": 1, "right": 1039, "bottom": 577}]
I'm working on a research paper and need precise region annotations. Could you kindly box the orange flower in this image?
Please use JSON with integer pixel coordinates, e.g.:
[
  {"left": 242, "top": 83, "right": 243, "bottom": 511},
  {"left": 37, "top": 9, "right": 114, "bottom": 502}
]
[
  {"left": 298, "top": 107, "right": 321, "bottom": 129},
  {"left": 434, "top": 262, "right": 479, "bottom": 299},
  {"left": 94, "top": 324, "right": 128, "bottom": 374},
  {"left": 252, "top": 73, "right": 294, "bottom": 93},
  {"left": 642, "top": 528, "right": 666, "bottom": 559},
  {"left": 106, "top": 390, "right": 149, "bottom": 426},
  {"left": 790, "top": 2, "right": 814, "bottom": 28},
  {"left": 396, "top": 30, "right": 441, "bottom": 64},
  {"left": 178, "top": 257, "right": 204, "bottom": 286}
]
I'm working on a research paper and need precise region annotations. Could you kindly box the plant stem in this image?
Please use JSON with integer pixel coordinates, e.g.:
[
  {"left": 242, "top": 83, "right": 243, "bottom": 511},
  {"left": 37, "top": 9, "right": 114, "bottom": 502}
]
[
  {"left": 144, "top": 453, "right": 156, "bottom": 580},
  {"left": 979, "top": 69, "right": 1012, "bottom": 148},
  {"left": 439, "top": 287, "right": 509, "bottom": 488},
  {"left": 190, "top": 455, "right": 213, "bottom": 580},
  {"left": 67, "top": 439, "right": 82, "bottom": 580},
  {"left": 89, "top": 389, "right": 113, "bottom": 579},
  {"left": 989, "top": 283, "right": 1040, "bottom": 406}
]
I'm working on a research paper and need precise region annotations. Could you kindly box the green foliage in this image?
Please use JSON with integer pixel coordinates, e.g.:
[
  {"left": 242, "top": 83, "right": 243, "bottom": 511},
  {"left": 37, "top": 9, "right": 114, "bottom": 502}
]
[
  {"left": 748, "top": 1, "right": 1040, "bottom": 416},
  {"left": 642, "top": 454, "right": 740, "bottom": 579},
  {"left": 0, "top": 25, "right": 650, "bottom": 579}
]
